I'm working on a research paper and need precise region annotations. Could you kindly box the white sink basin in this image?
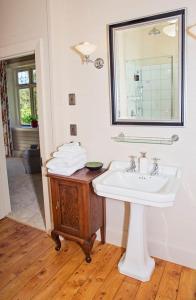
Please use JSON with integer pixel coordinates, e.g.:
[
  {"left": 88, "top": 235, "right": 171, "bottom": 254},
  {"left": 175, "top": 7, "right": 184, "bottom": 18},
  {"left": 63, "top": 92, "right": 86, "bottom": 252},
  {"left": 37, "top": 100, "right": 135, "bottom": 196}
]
[
  {"left": 93, "top": 160, "right": 181, "bottom": 207},
  {"left": 102, "top": 171, "right": 168, "bottom": 193},
  {"left": 93, "top": 160, "right": 181, "bottom": 282}
]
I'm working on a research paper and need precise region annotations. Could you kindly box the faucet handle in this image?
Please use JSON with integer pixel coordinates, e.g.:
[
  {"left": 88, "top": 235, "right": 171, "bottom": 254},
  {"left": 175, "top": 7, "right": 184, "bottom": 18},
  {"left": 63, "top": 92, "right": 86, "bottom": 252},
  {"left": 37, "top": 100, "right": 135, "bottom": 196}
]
[
  {"left": 127, "top": 155, "right": 137, "bottom": 172},
  {"left": 151, "top": 158, "right": 160, "bottom": 176},
  {"left": 140, "top": 152, "right": 147, "bottom": 157},
  {"left": 129, "top": 155, "right": 137, "bottom": 160},
  {"left": 152, "top": 157, "right": 160, "bottom": 163}
]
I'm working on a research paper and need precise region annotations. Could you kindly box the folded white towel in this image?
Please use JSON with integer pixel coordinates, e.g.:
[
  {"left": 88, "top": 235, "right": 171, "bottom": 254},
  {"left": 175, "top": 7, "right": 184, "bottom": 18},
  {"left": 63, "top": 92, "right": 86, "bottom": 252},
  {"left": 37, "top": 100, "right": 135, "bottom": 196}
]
[
  {"left": 46, "top": 154, "right": 87, "bottom": 170},
  {"left": 58, "top": 144, "right": 85, "bottom": 153},
  {"left": 48, "top": 161, "right": 85, "bottom": 176},
  {"left": 58, "top": 142, "right": 80, "bottom": 148},
  {"left": 53, "top": 149, "right": 86, "bottom": 159}
]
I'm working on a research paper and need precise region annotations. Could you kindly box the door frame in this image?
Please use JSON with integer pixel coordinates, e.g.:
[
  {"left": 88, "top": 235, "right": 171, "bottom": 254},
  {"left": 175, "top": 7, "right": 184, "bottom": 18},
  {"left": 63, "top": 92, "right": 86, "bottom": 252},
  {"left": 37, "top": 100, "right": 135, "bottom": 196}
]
[{"left": 0, "top": 39, "right": 53, "bottom": 231}]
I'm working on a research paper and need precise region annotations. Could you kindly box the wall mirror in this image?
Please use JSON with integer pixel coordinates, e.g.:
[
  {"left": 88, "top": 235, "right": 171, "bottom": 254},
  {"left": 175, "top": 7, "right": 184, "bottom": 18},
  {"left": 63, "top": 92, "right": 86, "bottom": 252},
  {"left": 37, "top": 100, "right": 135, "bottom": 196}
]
[{"left": 109, "top": 9, "right": 185, "bottom": 126}]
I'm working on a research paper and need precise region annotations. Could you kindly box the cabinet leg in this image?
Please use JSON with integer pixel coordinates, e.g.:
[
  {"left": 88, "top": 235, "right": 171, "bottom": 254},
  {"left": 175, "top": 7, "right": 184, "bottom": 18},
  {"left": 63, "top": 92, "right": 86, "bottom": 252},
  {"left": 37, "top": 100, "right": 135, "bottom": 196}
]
[
  {"left": 81, "top": 233, "right": 96, "bottom": 263},
  {"left": 86, "top": 256, "right": 92, "bottom": 263},
  {"left": 100, "top": 225, "right": 105, "bottom": 244},
  {"left": 51, "top": 230, "right": 61, "bottom": 251}
]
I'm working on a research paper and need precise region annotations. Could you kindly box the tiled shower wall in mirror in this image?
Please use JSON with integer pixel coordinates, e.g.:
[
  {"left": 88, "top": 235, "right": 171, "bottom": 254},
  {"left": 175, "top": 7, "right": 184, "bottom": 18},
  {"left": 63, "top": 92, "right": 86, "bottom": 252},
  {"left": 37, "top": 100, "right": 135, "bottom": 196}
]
[{"left": 125, "top": 56, "right": 177, "bottom": 120}]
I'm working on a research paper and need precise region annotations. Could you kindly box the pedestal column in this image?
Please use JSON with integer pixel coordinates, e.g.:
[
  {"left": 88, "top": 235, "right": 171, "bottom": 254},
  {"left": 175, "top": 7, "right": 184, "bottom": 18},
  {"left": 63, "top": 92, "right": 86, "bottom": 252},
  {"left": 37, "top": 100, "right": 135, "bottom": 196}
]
[{"left": 118, "top": 203, "right": 155, "bottom": 281}]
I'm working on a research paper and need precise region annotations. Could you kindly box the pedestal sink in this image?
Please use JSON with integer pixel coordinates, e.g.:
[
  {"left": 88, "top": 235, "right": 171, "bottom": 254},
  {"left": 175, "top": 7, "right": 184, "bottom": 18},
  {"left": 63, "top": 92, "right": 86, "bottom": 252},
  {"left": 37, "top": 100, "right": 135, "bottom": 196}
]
[{"left": 92, "top": 160, "right": 181, "bottom": 281}]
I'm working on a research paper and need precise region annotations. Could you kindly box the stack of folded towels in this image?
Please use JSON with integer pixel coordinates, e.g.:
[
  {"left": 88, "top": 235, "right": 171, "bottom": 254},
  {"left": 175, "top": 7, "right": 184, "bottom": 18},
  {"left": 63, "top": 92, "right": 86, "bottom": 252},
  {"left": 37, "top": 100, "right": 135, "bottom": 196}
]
[{"left": 46, "top": 142, "right": 87, "bottom": 176}]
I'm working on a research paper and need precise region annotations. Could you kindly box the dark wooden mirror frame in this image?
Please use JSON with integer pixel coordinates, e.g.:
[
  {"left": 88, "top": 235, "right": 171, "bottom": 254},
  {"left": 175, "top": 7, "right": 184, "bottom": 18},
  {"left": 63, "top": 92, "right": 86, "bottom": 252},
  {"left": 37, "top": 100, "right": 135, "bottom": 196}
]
[{"left": 109, "top": 9, "right": 185, "bottom": 126}]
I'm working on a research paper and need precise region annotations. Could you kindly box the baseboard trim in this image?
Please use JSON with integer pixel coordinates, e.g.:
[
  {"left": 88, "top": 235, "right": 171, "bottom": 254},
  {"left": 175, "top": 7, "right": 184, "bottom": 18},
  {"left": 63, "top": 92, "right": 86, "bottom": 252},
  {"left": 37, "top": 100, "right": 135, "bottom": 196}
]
[
  {"left": 103, "top": 228, "right": 196, "bottom": 269},
  {"left": 148, "top": 239, "right": 196, "bottom": 269}
]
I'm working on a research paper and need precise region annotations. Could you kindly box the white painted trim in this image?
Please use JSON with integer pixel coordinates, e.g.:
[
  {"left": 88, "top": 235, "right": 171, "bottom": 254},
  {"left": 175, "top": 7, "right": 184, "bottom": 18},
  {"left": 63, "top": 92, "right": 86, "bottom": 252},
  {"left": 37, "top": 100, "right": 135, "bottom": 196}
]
[
  {"left": 0, "top": 39, "right": 53, "bottom": 231},
  {"left": 106, "top": 227, "right": 196, "bottom": 269},
  {"left": 0, "top": 40, "right": 36, "bottom": 60},
  {"left": 148, "top": 239, "right": 196, "bottom": 269}
]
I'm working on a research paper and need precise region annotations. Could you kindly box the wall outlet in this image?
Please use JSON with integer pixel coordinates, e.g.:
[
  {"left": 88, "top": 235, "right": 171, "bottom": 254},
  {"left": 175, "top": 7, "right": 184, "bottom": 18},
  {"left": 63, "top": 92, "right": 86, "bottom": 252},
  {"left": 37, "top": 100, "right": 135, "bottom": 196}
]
[
  {"left": 70, "top": 124, "right": 77, "bottom": 136},
  {"left": 68, "top": 93, "right": 76, "bottom": 105}
]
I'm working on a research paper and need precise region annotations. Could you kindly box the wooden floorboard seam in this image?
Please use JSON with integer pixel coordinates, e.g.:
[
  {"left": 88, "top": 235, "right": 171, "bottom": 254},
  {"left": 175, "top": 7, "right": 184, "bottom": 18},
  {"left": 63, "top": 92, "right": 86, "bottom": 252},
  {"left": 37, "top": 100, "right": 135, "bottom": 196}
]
[{"left": 0, "top": 218, "right": 196, "bottom": 300}]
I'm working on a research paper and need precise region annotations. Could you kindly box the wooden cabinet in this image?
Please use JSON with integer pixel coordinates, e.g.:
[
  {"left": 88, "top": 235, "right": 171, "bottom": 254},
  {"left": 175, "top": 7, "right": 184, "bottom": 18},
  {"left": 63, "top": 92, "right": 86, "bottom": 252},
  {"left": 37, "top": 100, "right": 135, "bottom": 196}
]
[{"left": 48, "top": 168, "right": 106, "bottom": 262}]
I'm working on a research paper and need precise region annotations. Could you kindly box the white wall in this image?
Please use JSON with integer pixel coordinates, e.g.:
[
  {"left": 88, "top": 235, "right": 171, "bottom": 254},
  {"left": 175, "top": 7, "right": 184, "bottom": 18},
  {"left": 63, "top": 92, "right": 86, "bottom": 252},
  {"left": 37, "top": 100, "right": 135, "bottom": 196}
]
[
  {"left": 123, "top": 24, "right": 178, "bottom": 61},
  {"left": 0, "top": 0, "right": 53, "bottom": 160},
  {"left": 0, "top": 0, "right": 47, "bottom": 47},
  {"left": 48, "top": 0, "right": 196, "bottom": 268}
]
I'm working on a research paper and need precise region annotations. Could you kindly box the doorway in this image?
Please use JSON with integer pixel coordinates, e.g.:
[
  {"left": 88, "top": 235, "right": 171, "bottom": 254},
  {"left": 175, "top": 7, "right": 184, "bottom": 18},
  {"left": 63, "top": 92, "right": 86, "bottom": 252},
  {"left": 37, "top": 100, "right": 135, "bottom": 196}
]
[
  {"left": 1, "top": 55, "right": 45, "bottom": 230},
  {"left": 0, "top": 39, "right": 52, "bottom": 231}
]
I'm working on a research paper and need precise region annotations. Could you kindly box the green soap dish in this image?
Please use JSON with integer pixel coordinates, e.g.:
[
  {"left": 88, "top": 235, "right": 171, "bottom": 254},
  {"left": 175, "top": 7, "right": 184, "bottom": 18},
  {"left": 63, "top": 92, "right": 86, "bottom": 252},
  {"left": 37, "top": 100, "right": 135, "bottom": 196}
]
[{"left": 85, "top": 161, "right": 103, "bottom": 171}]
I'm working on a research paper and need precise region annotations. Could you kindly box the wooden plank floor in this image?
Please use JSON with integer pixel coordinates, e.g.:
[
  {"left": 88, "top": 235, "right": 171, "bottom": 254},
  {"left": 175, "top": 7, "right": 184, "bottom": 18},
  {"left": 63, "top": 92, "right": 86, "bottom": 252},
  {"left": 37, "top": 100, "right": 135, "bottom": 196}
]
[{"left": 0, "top": 218, "right": 195, "bottom": 300}]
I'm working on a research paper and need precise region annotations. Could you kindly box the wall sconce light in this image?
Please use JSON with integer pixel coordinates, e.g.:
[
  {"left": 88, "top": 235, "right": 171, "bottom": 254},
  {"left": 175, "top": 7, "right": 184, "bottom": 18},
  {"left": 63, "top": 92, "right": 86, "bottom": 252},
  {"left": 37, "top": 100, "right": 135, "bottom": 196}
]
[
  {"left": 187, "top": 24, "right": 196, "bottom": 39},
  {"left": 74, "top": 42, "right": 104, "bottom": 69},
  {"left": 163, "top": 20, "right": 178, "bottom": 37},
  {"left": 163, "top": 24, "right": 177, "bottom": 37}
]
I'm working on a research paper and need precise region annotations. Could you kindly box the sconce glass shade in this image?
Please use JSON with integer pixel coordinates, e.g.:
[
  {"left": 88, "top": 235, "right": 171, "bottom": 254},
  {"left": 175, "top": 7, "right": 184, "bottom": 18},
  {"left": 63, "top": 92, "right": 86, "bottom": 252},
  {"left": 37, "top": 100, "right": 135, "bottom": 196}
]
[
  {"left": 187, "top": 24, "right": 196, "bottom": 38},
  {"left": 75, "top": 42, "right": 97, "bottom": 56},
  {"left": 163, "top": 24, "right": 177, "bottom": 37},
  {"left": 168, "top": 19, "right": 178, "bottom": 24}
]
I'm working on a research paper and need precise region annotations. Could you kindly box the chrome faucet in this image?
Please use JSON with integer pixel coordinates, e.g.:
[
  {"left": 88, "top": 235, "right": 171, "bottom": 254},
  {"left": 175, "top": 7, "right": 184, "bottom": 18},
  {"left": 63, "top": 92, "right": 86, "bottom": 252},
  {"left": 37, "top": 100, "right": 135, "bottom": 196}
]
[
  {"left": 151, "top": 158, "right": 160, "bottom": 176},
  {"left": 127, "top": 155, "right": 137, "bottom": 172}
]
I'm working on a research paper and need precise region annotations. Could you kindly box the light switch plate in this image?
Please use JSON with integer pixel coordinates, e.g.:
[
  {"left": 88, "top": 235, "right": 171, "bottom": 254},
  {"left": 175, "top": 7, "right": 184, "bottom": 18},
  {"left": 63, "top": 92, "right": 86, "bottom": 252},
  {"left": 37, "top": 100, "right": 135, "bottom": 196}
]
[
  {"left": 70, "top": 124, "right": 77, "bottom": 136},
  {"left": 69, "top": 93, "right": 76, "bottom": 105}
]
